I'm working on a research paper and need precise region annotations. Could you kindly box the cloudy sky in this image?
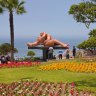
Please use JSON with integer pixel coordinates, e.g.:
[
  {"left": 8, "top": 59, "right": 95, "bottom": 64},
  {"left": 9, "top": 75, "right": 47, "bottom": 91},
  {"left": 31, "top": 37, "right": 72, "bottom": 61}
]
[{"left": 0, "top": 0, "right": 95, "bottom": 40}]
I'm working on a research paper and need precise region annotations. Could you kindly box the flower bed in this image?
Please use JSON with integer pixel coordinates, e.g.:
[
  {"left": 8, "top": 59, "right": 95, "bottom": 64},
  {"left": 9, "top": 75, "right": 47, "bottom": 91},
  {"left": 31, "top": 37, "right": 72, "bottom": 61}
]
[
  {"left": 39, "top": 62, "right": 96, "bottom": 73},
  {"left": 0, "top": 80, "right": 93, "bottom": 96},
  {"left": 0, "top": 61, "right": 41, "bottom": 68}
]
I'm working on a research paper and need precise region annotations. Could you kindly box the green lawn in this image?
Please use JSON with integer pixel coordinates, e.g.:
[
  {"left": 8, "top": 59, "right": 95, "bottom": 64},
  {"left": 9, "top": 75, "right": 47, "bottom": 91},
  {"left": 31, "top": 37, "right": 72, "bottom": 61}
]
[{"left": 0, "top": 60, "right": 96, "bottom": 92}]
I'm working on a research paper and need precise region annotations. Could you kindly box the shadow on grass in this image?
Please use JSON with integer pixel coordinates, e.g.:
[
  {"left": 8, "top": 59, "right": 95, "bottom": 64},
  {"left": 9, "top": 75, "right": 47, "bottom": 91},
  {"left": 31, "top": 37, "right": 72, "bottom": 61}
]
[
  {"left": 21, "top": 77, "right": 34, "bottom": 81},
  {"left": 74, "top": 78, "right": 96, "bottom": 92}
]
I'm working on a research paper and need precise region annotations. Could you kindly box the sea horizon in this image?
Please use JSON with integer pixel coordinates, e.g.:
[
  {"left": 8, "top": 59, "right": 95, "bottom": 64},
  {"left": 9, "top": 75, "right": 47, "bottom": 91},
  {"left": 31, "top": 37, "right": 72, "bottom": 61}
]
[{"left": 0, "top": 37, "right": 87, "bottom": 58}]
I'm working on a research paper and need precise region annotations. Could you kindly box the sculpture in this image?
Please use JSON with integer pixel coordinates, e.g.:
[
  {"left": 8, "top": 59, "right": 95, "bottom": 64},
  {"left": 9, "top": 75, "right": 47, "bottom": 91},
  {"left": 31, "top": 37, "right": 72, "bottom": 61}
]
[{"left": 27, "top": 32, "right": 69, "bottom": 48}]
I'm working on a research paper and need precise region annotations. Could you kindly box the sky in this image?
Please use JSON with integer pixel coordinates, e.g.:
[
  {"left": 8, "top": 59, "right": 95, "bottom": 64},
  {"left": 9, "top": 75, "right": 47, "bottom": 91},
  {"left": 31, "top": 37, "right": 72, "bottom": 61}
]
[{"left": 0, "top": 0, "right": 96, "bottom": 41}]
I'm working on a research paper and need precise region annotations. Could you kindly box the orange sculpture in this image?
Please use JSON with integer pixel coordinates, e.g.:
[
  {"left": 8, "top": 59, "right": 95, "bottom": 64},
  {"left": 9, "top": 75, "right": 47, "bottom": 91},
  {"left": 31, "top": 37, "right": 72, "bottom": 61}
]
[{"left": 27, "top": 32, "right": 69, "bottom": 48}]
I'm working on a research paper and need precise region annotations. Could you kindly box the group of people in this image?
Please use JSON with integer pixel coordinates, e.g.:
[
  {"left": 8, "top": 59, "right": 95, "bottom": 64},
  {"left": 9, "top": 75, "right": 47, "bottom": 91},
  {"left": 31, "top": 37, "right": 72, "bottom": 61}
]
[
  {"left": 58, "top": 47, "right": 76, "bottom": 60},
  {"left": 48, "top": 46, "right": 76, "bottom": 60},
  {"left": 0, "top": 55, "right": 10, "bottom": 64}
]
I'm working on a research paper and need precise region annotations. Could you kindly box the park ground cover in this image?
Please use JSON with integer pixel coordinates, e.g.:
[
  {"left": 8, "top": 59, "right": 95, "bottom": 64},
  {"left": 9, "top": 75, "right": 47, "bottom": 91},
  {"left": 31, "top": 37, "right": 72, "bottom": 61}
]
[{"left": 0, "top": 60, "right": 96, "bottom": 95}]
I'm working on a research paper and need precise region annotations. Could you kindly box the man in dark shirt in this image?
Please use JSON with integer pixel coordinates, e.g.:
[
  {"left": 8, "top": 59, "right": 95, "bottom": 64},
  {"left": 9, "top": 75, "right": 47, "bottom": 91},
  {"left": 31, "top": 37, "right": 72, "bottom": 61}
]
[{"left": 73, "top": 46, "right": 76, "bottom": 58}]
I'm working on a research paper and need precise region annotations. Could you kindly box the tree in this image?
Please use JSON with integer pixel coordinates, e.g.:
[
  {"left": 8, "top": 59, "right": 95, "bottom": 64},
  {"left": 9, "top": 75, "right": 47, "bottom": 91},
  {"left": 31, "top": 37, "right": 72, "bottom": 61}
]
[
  {"left": 77, "top": 29, "right": 96, "bottom": 50},
  {"left": 77, "top": 41, "right": 87, "bottom": 49},
  {"left": 69, "top": 0, "right": 96, "bottom": 28},
  {"left": 77, "top": 37, "right": 96, "bottom": 50},
  {"left": 0, "top": 43, "right": 18, "bottom": 55},
  {"left": 27, "top": 51, "right": 35, "bottom": 58},
  {"left": 89, "top": 29, "right": 96, "bottom": 38},
  {"left": 0, "top": 43, "right": 11, "bottom": 55},
  {"left": 0, "top": 0, "right": 26, "bottom": 61}
]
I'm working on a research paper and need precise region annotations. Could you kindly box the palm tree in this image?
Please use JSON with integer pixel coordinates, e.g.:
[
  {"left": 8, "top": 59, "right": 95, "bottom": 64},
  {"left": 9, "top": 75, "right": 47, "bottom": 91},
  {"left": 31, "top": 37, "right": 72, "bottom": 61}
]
[{"left": 0, "top": 0, "right": 26, "bottom": 61}]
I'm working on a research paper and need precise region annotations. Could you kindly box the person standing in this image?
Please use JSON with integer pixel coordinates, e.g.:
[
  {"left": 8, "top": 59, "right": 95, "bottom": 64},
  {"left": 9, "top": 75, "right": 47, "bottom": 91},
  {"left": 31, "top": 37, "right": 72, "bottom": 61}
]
[
  {"left": 58, "top": 50, "right": 63, "bottom": 59},
  {"left": 66, "top": 49, "right": 70, "bottom": 59},
  {"left": 72, "top": 46, "right": 76, "bottom": 58},
  {"left": 48, "top": 47, "right": 54, "bottom": 60}
]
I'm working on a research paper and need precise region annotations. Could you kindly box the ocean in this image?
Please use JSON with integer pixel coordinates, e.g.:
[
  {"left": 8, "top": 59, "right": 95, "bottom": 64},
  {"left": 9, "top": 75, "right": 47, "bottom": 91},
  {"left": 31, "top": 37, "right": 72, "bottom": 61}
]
[{"left": 0, "top": 37, "right": 86, "bottom": 58}]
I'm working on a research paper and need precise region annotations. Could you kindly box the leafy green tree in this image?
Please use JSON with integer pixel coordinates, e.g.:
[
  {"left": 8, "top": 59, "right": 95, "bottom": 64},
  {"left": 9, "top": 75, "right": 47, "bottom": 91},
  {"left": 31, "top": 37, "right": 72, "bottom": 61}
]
[
  {"left": 89, "top": 29, "right": 96, "bottom": 38},
  {"left": 0, "top": 43, "right": 11, "bottom": 55},
  {"left": 77, "top": 41, "right": 87, "bottom": 49},
  {"left": 77, "top": 29, "right": 96, "bottom": 50},
  {"left": 69, "top": 0, "right": 96, "bottom": 28},
  {"left": 14, "top": 48, "right": 18, "bottom": 53},
  {"left": 0, "top": 43, "right": 18, "bottom": 55},
  {"left": 0, "top": 0, "right": 26, "bottom": 61},
  {"left": 87, "top": 37, "right": 96, "bottom": 50},
  {"left": 77, "top": 37, "right": 96, "bottom": 50},
  {"left": 27, "top": 51, "right": 35, "bottom": 58}
]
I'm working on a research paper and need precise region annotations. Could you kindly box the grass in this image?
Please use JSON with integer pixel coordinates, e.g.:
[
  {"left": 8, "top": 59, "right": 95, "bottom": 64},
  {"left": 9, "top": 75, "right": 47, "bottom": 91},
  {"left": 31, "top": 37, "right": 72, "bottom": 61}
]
[{"left": 0, "top": 60, "right": 96, "bottom": 92}]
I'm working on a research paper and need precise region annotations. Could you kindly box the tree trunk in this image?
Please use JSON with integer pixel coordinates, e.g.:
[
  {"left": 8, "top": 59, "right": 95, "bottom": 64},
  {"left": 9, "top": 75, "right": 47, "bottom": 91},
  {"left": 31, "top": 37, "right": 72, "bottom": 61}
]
[{"left": 9, "top": 11, "right": 14, "bottom": 61}]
